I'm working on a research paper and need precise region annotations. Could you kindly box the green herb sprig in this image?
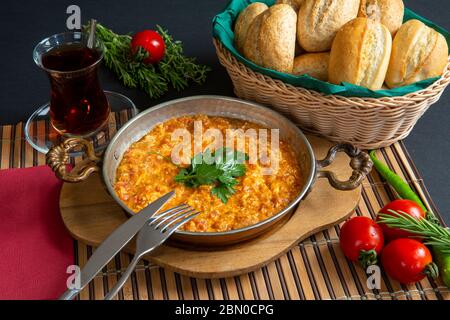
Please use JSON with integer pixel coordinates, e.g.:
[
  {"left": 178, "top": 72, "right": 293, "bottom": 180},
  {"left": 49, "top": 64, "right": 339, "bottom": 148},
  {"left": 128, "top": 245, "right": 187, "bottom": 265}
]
[
  {"left": 92, "top": 22, "right": 210, "bottom": 98},
  {"left": 175, "top": 148, "right": 249, "bottom": 203},
  {"left": 378, "top": 210, "right": 450, "bottom": 253}
]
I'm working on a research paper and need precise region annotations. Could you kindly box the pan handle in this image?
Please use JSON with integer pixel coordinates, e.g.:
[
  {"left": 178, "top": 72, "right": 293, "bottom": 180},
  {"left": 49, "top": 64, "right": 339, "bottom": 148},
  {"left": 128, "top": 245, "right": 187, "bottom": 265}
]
[
  {"left": 316, "top": 143, "right": 373, "bottom": 191},
  {"left": 46, "top": 138, "right": 102, "bottom": 183}
]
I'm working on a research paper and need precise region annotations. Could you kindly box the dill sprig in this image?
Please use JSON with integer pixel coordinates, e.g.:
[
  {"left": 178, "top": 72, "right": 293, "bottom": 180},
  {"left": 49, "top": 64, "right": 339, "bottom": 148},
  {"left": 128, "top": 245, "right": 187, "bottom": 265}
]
[{"left": 92, "top": 22, "right": 210, "bottom": 98}]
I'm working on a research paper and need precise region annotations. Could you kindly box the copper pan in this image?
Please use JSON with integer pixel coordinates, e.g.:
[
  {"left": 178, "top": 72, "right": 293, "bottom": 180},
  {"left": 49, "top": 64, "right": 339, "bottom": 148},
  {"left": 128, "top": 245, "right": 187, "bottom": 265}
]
[{"left": 47, "top": 96, "right": 372, "bottom": 246}]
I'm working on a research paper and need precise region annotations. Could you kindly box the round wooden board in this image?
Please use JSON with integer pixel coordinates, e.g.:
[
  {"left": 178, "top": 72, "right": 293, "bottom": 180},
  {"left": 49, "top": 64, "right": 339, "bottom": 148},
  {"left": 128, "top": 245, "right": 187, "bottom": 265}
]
[{"left": 60, "top": 135, "right": 361, "bottom": 278}]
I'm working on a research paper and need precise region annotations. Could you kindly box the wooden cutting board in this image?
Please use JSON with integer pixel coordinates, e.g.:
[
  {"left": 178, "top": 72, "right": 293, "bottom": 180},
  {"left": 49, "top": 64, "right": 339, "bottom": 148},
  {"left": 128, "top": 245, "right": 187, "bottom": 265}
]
[{"left": 59, "top": 135, "right": 361, "bottom": 278}]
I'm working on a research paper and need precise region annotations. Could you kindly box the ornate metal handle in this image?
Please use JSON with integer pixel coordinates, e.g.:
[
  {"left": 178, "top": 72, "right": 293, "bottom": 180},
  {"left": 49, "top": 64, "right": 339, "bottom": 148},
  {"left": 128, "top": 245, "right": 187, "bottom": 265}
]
[
  {"left": 46, "top": 138, "right": 102, "bottom": 183},
  {"left": 316, "top": 143, "right": 373, "bottom": 191}
]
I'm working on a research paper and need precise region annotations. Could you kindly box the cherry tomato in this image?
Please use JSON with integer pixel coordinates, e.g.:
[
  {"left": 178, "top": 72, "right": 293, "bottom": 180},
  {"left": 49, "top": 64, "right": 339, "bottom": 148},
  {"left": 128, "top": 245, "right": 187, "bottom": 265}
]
[
  {"left": 131, "top": 30, "right": 165, "bottom": 64},
  {"left": 377, "top": 199, "right": 426, "bottom": 242},
  {"left": 381, "top": 238, "right": 437, "bottom": 284},
  {"left": 339, "top": 216, "right": 384, "bottom": 269}
]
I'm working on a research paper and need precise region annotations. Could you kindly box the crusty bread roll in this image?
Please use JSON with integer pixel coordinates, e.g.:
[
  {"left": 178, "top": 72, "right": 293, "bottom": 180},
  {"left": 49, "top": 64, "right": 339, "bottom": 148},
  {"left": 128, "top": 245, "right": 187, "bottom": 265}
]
[
  {"left": 259, "top": 4, "right": 297, "bottom": 72},
  {"left": 297, "top": 0, "right": 360, "bottom": 52},
  {"left": 234, "top": 2, "right": 268, "bottom": 53},
  {"left": 276, "top": 0, "right": 304, "bottom": 12},
  {"left": 329, "top": 18, "right": 392, "bottom": 90},
  {"left": 358, "top": 0, "right": 404, "bottom": 35},
  {"left": 292, "top": 52, "right": 330, "bottom": 81},
  {"left": 386, "top": 19, "right": 449, "bottom": 88},
  {"left": 244, "top": 4, "right": 297, "bottom": 73},
  {"left": 242, "top": 11, "right": 267, "bottom": 66}
]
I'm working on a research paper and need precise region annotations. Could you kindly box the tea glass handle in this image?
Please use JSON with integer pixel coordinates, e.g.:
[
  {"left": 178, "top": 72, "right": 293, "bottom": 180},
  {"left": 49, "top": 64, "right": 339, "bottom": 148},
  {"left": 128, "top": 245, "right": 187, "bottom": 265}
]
[
  {"left": 316, "top": 143, "right": 373, "bottom": 191},
  {"left": 46, "top": 138, "right": 102, "bottom": 183}
]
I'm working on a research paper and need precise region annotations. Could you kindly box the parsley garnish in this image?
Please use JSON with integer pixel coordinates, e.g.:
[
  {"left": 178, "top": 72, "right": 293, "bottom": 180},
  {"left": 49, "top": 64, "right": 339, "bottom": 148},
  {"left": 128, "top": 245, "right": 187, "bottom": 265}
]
[{"left": 174, "top": 148, "right": 249, "bottom": 203}]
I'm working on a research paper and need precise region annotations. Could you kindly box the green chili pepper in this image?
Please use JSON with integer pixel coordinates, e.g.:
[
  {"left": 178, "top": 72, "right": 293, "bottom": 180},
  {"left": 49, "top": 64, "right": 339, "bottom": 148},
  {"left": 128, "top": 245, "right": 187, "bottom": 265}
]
[
  {"left": 369, "top": 150, "right": 427, "bottom": 212},
  {"left": 433, "top": 246, "right": 450, "bottom": 287},
  {"left": 370, "top": 150, "right": 450, "bottom": 287}
]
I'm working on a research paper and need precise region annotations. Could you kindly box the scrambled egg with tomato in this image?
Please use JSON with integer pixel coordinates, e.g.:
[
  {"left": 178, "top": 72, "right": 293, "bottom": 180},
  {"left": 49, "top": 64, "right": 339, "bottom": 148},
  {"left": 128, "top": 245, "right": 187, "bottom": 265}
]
[{"left": 114, "top": 115, "right": 302, "bottom": 232}]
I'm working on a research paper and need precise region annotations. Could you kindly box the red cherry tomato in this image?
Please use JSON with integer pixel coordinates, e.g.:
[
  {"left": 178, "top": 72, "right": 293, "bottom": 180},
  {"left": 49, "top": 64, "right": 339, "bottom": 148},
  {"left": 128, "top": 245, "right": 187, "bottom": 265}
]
[
  {"left": 339, "top": 216, "right": 384, "bottom": 268},
  {"left": 377, "top": 199, "right": 426, "bottom": 242},
  {"left": 381, "top": 238, "right": 437, "bottom": 284},
  {"left": 131, "top": 30, "right": 165, "bottom": 64}
]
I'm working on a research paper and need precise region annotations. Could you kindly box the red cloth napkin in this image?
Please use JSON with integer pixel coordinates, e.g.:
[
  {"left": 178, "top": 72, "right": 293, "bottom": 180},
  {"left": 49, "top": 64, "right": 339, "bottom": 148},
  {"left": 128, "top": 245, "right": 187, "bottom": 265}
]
[{"left": 0, "top": 166, "right": 74, "bottom": 300}]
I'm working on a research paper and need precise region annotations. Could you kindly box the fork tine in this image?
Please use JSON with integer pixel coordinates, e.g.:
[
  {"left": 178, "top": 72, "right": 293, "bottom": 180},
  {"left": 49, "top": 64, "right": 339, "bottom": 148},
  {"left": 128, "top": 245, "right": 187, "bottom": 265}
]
[
  {"left": 153, "top": 207, "right": 196, "bottom": 229},
  {"left": 161, "top": 211, "right": 201, "bottom": 233},
  {"left": 152, "top": 204, "right": 189, "bottom": 221}
]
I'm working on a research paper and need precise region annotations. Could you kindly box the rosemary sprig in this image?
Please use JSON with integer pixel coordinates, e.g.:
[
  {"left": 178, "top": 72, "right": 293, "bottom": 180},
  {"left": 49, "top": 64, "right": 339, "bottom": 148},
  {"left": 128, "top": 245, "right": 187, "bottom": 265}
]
[
  {"left": 156, "top": 26, "right": 211, "bottom": 91},
  {"left": 378, "top": 210, "right": 450, "bottom": 253},
  {"left": 92, "top": 22, "right": 210, "bottom": 98}
]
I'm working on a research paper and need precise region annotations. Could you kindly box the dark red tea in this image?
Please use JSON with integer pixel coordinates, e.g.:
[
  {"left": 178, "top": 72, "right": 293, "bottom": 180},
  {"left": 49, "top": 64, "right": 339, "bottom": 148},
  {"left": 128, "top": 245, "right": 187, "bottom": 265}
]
[{"left": 42, "top": 43, "right": 110, "bottom": 136}]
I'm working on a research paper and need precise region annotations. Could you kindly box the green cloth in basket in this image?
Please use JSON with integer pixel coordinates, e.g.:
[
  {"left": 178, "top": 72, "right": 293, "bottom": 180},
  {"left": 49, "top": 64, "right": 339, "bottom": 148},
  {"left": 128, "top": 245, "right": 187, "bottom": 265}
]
[{"left": 212, "top": 0, "right": 450, "bottom": 98}]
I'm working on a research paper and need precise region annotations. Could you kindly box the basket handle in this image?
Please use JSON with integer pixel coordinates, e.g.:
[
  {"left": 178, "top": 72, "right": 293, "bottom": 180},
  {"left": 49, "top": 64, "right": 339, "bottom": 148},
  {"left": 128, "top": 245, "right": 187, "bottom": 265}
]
[
  {"left": 316, "top": 143, "right": 373, "bottom": 190},
  {"left": 46, "top": 138, "right": 102, "bottom": 183}
]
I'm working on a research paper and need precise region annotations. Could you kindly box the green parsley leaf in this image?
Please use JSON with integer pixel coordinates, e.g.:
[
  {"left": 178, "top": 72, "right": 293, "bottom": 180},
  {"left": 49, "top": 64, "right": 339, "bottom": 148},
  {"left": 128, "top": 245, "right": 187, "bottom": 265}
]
[
  {"left": 174, "top": 148, "right": 247, "bottom": 203},
  {"left": 194, "top": 164, "right": 222, "bottom": 185}
]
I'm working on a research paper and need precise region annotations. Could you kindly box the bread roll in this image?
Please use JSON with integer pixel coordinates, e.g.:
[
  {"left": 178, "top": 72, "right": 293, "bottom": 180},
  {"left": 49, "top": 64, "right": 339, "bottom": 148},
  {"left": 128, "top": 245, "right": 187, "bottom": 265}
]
[
  {"left": 234, "top": 2, "right": 268, "bottom": 53},
  {"left": 242, "top": 11, "right": 267, "bottom": 66},
  {"left": 297, "top": 0, "right": 360, "bottom": 52},
  {"left": 276, "top": 0, "right": 304, "bottom": 12},
  {"left": 386, "top": 19, "right": 449, "bottom": 88},
  {"left": 292, "top": 52, "right": 330, "bottom": 81},
  {"left": 244, "top": 4, "right": 297, "bottom": 73},
  {"left": 358, "top": 0, "right": 404, "bottom": 35},
  {"left": 329, "top": 18, "right": 392, "bottom": 90}
]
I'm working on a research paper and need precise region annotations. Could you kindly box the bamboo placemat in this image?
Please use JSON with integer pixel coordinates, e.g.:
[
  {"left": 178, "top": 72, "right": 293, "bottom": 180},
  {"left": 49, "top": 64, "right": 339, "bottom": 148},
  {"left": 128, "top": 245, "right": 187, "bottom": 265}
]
[{"left": 0, "top": 110, "right": 449, "bottom": 300}]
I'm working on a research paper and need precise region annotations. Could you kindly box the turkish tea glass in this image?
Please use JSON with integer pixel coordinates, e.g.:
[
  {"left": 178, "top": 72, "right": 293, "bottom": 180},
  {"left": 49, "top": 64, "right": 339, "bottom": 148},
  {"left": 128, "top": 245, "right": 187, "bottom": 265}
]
[{"left": 33, "top": 31, "right": 110, "bottom": 137}]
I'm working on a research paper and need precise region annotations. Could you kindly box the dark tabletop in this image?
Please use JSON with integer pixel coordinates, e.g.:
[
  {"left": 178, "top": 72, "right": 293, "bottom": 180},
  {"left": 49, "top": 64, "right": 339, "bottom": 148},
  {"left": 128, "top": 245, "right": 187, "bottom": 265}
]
[{"left": 0, "top": 0, "right": 449, "bottom": 223}]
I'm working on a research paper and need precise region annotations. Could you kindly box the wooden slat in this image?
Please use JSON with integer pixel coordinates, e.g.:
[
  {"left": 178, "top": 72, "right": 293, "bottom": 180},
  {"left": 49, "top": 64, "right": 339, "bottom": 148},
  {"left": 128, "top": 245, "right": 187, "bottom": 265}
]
[
  {"left": 24, "top": 123, "right": 35, "bottom": 168},
  {"left": 266, "top": 262, "right": 285, "bottom": 299},
  {"left": 303, "top": 245, "right": 331, "bottom": 299},
  {"left": 278, "top": 255, "right": 300, "bottom": 299},
  {"left": 77, "top": 242, "right": 90, "bottom": 300},
  {"left": 317, "top": 242, "right": 346, "bottom": 298},
  {"left": 210, "top": 278, "right": 224, "bottom": 300},
  {"left": 118, "top": 253, "right": 135, "bottom": 300},
  {"left": 1, "top": 125, "right": 11, "bottom": 169},
  {"left": 105, "top": 258, "right": 120, "bottom": 300},
  {"left": 290, "top": 247, "right": 317, "bottom": 299},
  {"left": 163, "top": 269, "right": 180, "bottom": 300},
  {"left": 323, "top": 229, "right": 363, "bottom": 299},
  {"left": 92, "top": 268, "right": 105, "bottom": 300},
  {"left": 149, "top": 268, "right": 164, "bottom": 300},
  {"left": 224, "top": 277, "right": 240, "bottom": 300},
  {"left": 195, "top": 279, "right": 211, "bottom": 300},
  {"left": 394, "top": 143, "right": 438, "bottom": 218},
  {"left": 252, "top": 270, "right": 270, "bottom": 300},
  {"left": 179, "top": 275, "right": 195, "bottom": 300},
  {"left": 238, "top": 274, "right": 256, "bottom": 300},
  {"left": 134, "top": 262, "right": 150, "bottom": 300},
  {"left": 13, "top": 124, "right": 21, "bottom": 168}
]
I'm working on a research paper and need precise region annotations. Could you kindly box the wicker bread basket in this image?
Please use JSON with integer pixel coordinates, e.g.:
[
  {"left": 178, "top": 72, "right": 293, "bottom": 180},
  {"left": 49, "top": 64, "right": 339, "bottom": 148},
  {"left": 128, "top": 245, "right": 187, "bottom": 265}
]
[{"left": 214, "top": 39, "right": 450, "bottom": 149}]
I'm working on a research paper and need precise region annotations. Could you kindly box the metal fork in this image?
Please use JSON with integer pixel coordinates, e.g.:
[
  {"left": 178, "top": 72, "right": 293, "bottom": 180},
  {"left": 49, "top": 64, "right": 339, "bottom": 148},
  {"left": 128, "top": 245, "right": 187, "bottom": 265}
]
[{"left": 103, "top": 203, "right": 199, "bottom": 300}]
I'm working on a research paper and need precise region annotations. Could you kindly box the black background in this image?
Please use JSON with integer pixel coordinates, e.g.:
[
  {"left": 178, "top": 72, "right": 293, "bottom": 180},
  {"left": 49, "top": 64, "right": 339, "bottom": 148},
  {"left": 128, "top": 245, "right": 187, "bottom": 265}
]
[
  {"left": 0, "top": 0, "right": 449, "bottom": 223},
  {"left": 0, "top": 299, "right": 445, "bottom": 317}
]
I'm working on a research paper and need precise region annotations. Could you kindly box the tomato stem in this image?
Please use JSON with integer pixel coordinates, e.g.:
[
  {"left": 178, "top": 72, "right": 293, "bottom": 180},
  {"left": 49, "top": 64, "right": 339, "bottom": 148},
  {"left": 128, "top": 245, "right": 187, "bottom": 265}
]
[
  {"left": 358, "top": 249, "right": 378, "bottom": 269},
  {"left": 423, "top": 262, "right": 439, "bottom": 279}
]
